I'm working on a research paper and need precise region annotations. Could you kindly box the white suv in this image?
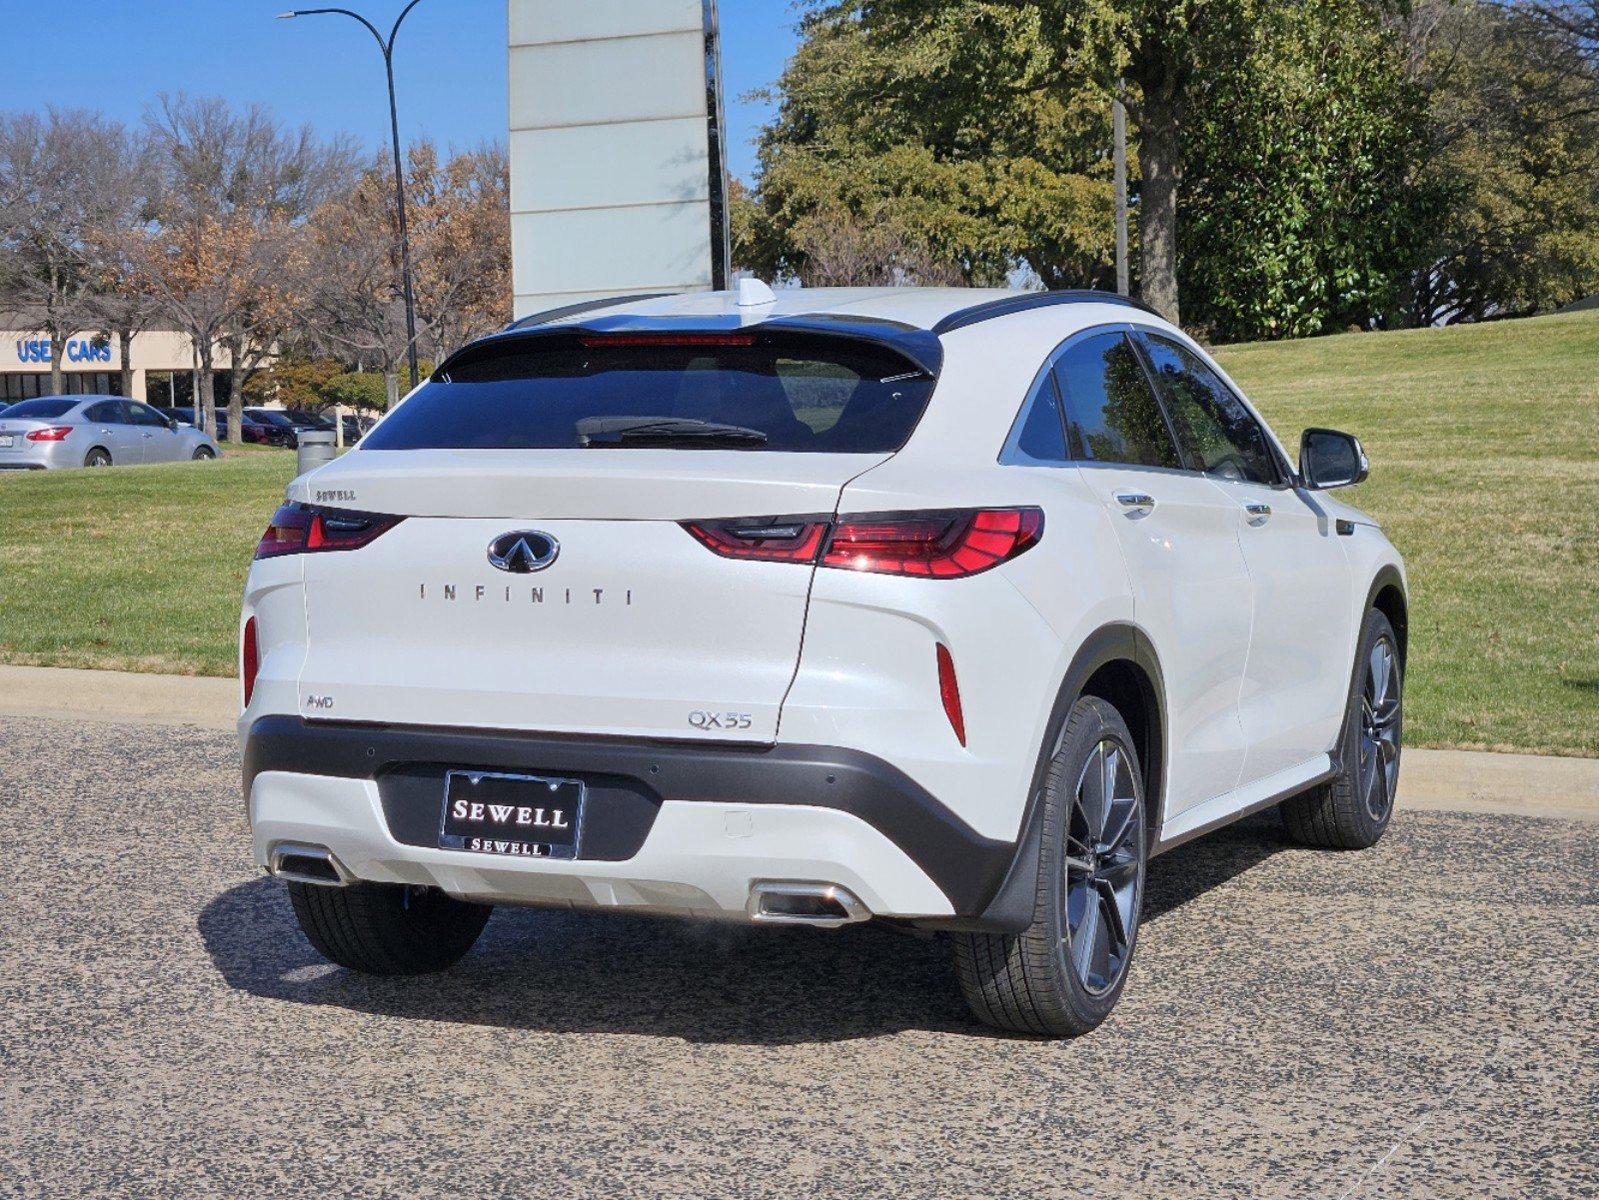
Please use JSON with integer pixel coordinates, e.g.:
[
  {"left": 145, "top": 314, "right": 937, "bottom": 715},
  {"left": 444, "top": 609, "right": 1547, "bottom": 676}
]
[{"left": 240, "top": 287, "right": 1406, "bottom": 1035}]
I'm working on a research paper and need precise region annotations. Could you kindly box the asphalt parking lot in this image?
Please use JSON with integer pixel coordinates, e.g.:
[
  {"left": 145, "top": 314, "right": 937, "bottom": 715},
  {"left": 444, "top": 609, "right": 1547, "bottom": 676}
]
[{"left": 2, "top": 714, "right": 1595, "bottom": 1200}]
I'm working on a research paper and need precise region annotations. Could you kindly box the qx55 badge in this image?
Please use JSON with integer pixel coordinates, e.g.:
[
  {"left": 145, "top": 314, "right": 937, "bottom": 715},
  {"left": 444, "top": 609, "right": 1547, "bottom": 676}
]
[{"left": 487, "top": 531, "right": 560, "bottom": 574}]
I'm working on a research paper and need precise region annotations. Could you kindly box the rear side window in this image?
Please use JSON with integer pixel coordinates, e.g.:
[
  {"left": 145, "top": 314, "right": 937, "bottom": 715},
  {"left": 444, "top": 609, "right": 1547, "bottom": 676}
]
[
  {"left": 1138, "top": 334, "right": 1279, "bottom": 485},
  {"left": 362, "top": 335, "right": 936, "bottom": 453},
  {"left": 1053, "top": 333, "right": 1181, "bottom": 470},
  {"left": 4, "top": 399, "right": 77, "bottom": 419}
]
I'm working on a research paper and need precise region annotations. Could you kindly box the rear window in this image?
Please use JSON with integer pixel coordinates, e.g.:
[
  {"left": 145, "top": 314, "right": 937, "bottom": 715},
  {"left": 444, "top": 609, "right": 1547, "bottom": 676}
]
[
  {"left": 362, "top": 335, "right": 937, "bottom": 452},
  {"left": 3, "top": 399, "right": 76, "bottom": 419}
]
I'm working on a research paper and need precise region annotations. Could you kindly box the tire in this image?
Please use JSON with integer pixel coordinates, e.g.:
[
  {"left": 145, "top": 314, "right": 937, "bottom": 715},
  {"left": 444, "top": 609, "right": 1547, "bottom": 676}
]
[
  {"left": 287, "top": 880, "right": 492, "bottom": 975},
  {"left": 191, "top": 446, "right": 215, "bottom": 461},
  {"left": 83, "top": 447, "right": 111, "bottom": 467},
  {"left": 1282, "top": 608, "right": 1403, "bottom": 850},
  {"left": 951, "top": 696, "right": 1148, "bottom": 1037}
]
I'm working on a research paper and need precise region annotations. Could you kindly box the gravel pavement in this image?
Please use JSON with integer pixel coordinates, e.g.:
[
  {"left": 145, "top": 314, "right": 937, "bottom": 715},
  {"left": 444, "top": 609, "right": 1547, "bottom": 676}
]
[{"left": 2, "top": 714, "right": 1595, "bottom": 1200}]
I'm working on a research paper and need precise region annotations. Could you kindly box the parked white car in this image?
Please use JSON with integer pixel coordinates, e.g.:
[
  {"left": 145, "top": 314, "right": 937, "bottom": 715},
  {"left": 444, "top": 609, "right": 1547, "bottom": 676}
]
[
  {"left": 239, "top": 287, "right": 1406, "bottom": 1035},
  {"left": 0, "top": 396, "right": 219, "bottom": 469}
]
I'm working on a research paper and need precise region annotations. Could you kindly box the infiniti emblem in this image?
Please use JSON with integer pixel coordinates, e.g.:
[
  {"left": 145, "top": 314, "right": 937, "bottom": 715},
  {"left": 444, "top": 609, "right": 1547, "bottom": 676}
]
[{"left": 487, "top": 531, "right": 560, "bottom": 574}]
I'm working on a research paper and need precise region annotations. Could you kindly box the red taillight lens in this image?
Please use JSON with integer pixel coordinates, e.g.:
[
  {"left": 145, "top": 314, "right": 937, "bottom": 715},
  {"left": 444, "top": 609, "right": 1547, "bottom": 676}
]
[
  {"left": 682, "top": 518, "right": 831, "bottom": 563},
  {"left": 254, "top": 504, "right": 402, "bottom": 560},
  {"left": 823, "top": 508, "right": 1043, "bottom": 578},
  {"left": 255, "top": 504, "right": 314, "bottom": 559},
  {"left": 25, "top": 426, "right": 72, "bottom": 442},
  {"left": 242, "top": 617, "right": 259, "bottom": 707},
  {"left": 936, "top": 643, "right": 966, "bottom": 746},
  {"left": 681, "top": 508, "right": 1043, "bottom": 578}
]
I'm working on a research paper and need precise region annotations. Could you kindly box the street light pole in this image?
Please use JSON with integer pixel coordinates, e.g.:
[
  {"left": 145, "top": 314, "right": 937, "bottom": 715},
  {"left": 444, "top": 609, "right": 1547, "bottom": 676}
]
[{"left": 278, "top": 1, "right": 425, "bottom": 391}]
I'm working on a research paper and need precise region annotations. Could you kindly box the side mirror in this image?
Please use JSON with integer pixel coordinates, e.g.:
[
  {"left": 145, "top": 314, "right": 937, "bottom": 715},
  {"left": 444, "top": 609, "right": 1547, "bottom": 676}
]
[
  {"left": 166, "top": 417, "right": 180, "bottom": 432},
  {"left": 1299, "top": 427, "right": 1369, "bottom": 490}
]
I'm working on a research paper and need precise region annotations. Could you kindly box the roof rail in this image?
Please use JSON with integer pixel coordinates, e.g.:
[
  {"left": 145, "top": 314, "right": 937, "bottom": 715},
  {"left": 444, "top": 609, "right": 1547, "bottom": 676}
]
[
  {"left": 506, "top": 292, "right": 677, "bottom": 331},
  {"left": 932, "top": 290, "right": 1161, "bottom": 336}
]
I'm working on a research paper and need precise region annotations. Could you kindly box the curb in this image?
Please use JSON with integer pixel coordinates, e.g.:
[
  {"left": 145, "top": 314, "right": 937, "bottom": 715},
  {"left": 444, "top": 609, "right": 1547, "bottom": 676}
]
[{"left": 1, "top": 664, "right": 1595, "bottom": 821}]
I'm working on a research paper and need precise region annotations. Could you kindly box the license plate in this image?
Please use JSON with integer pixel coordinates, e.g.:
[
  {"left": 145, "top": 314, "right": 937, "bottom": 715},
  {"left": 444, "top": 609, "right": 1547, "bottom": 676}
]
[
  {"left": 439, "top": 770, "right": 583, "bottom": 860},
  {"left": 0, "top": 435, "right": 13, "bottom": 448}
]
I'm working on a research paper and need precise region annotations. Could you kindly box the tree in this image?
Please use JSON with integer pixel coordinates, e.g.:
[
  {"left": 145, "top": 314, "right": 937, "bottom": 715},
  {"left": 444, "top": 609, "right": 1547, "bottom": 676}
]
[
  {"left": 1178, "top": 0, "right": 1434, "bottom": 339},
  {"left": 136, "top": 94, "right": 357, "bottom": 441},
  {"left": 0, "top": 108, "right": 135, "bottom": 394},
  {"left": 407, "top": 141, "right": 512, "bottom": 363},
  {"left": 749, "top": 2, "right": 1118, "bottom": 288},
  {"left": 295, "top": 141, "right": 509, "bottom": 408},
  {"left": 1399, "top": 1, "right": 1599, "bottom": 322}
]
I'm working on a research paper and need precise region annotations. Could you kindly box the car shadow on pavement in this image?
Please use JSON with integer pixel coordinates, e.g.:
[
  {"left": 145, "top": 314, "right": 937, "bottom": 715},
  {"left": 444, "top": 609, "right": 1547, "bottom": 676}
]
[{"left": 197, "top": 811, "right": 1289, "bottom": 1046}]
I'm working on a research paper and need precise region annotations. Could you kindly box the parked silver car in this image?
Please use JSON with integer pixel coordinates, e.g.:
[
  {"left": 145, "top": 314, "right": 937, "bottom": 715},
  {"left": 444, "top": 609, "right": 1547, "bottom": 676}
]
[{"left": 0, "top": 396, "right": 220, "bottom": 470}]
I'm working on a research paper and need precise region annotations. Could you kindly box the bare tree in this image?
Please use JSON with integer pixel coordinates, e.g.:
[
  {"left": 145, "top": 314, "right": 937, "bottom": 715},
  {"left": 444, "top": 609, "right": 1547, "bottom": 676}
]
[
  {"left": 135, "top": 94, "right": 358, "bottom": 440},
  {"left": 294, "top": 162, "right": 411, "bottom": 408},
  {"left": 0, "top": 108, "right": 134, "bottom": 395},
  {"left": 407, "top": 141, "right": 512, "bottom": 362}
]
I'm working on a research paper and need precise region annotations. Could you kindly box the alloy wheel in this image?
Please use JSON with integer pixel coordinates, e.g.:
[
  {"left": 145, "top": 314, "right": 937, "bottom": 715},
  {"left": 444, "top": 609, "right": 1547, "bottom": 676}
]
[
  {"left": 1062, "top": 739, "right": 1144, "bottom": 996},
  {"left": 1359, "top": 636, "right": 1402, "bottom": 821}
]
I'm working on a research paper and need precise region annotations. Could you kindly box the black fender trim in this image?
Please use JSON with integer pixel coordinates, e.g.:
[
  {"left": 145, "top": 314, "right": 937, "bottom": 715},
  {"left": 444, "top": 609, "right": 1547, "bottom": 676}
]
[
  {"left": 933, "top": 623, "right": 1167, "bottom": 934},
  {"left": 242, "top": 715, "right": 1013, "bottom": 916}
]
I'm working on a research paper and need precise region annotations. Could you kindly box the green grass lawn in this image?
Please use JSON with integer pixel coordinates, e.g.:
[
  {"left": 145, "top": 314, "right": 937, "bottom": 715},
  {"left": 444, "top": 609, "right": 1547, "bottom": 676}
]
[
  {"left": 2, "top": 312, "right": 1595, "bottom": 755},
  {"left": 0, "top": 452, "right": 295, "bottom": 676}
]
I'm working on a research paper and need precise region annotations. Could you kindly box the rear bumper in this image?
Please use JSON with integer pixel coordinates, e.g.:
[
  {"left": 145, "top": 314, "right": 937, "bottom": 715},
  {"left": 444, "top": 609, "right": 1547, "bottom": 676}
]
[{"left": 242, "top": 716, "right": 1018, "bottom": 921}]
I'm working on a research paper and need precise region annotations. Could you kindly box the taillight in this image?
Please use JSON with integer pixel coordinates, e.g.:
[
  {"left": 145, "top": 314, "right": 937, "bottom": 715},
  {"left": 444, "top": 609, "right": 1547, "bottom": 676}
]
[
  {"left": 682, "top": 517, "right": 830, "bottom": 563},
  {"left": 254, "top": 504, "right": 402, "bottom": 560},
  {"left": 936, "top": 643, "right": 966, "bottom": 746},
  {"left": 823, "top": 509, "right": 1042, "bottom": 578},
  {"left": 25, "top": 426, "right": 72, "bottom": 442},
  {"left": 680, "top": 508, "right": 1042, "bottom": 578},
  {"left": 242, "top": 617, "right": 259, "bottom": 707}
]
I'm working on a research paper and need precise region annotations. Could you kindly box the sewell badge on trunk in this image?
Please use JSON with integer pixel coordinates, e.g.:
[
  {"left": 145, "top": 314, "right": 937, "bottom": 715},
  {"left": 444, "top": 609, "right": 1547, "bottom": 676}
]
[{"left": 439, "top": 770, "right": 583, "bottom": 860}]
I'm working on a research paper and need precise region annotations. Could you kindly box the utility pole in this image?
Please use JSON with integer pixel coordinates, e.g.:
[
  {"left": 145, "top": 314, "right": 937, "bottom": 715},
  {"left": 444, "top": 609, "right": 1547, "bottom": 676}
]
[{"left": 1113, "top": 80, "right": 1129, "bottom": 297}]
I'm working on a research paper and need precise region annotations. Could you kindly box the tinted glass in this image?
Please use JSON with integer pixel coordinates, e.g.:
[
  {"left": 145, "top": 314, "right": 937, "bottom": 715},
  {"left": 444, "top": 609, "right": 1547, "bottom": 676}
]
[
  {"left": 4, "top": 399, "right": 77, "bottom": 419},
  {"left": 246, "top": 409, "right": 295, "bottom": 428},
  {"left": 364, "top": 337, "right": 936, "bottom": 453},
  {"left": 1012, "top": 373, "right": 1069, "bottom": 462},
  {"left": 83, "top": 401, "right": 121, "bottom": 422},
  {"left": 1140, "top": 335, "right": 1279, "bottom": 485},
  {"left": 1053, "top": 333, "right": 1180, "bottom": 469}
]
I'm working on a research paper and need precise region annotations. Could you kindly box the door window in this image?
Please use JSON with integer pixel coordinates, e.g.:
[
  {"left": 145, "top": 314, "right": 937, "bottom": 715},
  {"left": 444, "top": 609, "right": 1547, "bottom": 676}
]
[
  {"left": 124, "top": 402, "right": 169, "bottom": 427},
  {"left": 1052, "top": 332, "right": 1181, "bottom": 470},
  {"left": 84, "top": 401, "right": 124, "bottom": 423},
  {"left": 1137, "top": 335, "right": 1280, "bottom": 485}
]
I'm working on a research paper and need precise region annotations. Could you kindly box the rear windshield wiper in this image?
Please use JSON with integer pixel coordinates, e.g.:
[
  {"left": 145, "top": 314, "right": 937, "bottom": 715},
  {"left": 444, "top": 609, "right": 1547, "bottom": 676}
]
[{"left": 575, "top": 417, "right": 769, "bottom": 448}]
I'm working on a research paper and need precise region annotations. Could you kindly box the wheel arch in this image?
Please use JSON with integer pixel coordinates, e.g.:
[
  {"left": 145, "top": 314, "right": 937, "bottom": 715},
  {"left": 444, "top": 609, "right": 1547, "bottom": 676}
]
[
  {"left": 964, "top": 622, "right": 1168, "bottom": 933},
  {"left": 1366, "top": 565, "right": 1408, "bottom": 668},
  {"left": 84, "top": 445, "right": 111, "bottom": 465}
]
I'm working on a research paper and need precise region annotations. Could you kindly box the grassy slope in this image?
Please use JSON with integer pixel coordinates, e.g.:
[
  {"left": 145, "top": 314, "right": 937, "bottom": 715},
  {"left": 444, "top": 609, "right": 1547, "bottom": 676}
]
[
  {"left": 1216, "top": 310, "right": 1599, "bottom": 756},
  {"left": 1, "top": 313, "right": 1595, "bottom": 754},
  {"left": 0, "top": 453, "right": 295, "bottom": 676}
]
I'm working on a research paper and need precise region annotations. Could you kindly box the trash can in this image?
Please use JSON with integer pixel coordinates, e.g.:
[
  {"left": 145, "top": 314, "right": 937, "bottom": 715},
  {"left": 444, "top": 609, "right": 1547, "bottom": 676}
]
[{"left": 296, "top": 429, "right": 337, "bottom": 476}]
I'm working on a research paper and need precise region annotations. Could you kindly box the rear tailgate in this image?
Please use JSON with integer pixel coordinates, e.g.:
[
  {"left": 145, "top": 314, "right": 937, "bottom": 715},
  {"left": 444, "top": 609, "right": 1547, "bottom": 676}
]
[{"left": 290, "top": 450, "right": 882, "bottom": 743}]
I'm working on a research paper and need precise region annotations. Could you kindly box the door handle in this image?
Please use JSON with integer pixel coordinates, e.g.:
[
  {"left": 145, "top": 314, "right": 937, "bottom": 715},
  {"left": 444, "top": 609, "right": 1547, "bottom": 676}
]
[
  {"left": 1244, "top": 502, "right": 1273, "bottom": 526},
  {"left": 100, "top": 427, "right": 113, "bottom": 434},
  {"left": 142, "top": 432, "right": 154, "bottom": 439},
  {"left": 1116, "top": 492, "right": 1156, "bottom": 513}
]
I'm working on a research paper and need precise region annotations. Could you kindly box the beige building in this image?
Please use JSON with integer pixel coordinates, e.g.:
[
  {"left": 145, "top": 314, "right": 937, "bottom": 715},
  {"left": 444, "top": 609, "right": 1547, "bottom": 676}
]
[{"left": 1, "top": 329, "right": 236, "bottom": 407}]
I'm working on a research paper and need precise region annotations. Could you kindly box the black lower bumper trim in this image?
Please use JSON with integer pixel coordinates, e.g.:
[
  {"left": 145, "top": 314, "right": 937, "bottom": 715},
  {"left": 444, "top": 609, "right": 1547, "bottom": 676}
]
[{"left": 242, "top": 715, "right": 1015, "bottom": 915}]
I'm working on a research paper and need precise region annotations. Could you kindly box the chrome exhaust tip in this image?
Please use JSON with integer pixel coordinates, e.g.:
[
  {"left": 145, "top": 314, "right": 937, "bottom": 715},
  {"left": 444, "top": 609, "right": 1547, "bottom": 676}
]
[
  {"left": 747, "top": 882, "right": 870, "bottom": 928},
  {"left": 268, "top": 843, "right": 353, "bottom": 888}
]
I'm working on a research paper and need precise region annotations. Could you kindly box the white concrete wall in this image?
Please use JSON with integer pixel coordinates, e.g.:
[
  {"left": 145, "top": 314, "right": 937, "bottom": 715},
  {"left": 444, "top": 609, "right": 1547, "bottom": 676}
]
[{"left": 507, "top": 0, "right": 728, "bottom": 318}]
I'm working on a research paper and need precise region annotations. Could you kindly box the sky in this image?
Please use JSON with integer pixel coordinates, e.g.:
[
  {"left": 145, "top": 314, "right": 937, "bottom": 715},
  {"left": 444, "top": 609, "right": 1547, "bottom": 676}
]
[{"left": 0, "top": 0, "right": 798, "bottom": 182}]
